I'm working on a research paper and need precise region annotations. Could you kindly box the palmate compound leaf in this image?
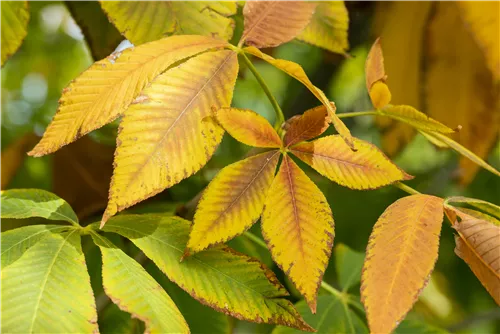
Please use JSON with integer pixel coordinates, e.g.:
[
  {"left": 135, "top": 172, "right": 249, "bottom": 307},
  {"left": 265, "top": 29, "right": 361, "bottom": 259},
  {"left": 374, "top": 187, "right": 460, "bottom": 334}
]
[
  {"left": 97, "top": 215, "right": 314, "bottom": 331},
  {"left": 241, "top": 1, "right": 317, "bottom": 48},
  {"left": 453, "top": 218, "right": 500, "bottom": 305},
  {"left": 102, "top": 50, "right": 239, "bottom": 224},
  {"left": 1, "top": 229, "right": 98, "bottom": 333},
  {"left": 28, "top": 35, "right": 228, "bottom": 157},
  {"left": 262, "top": 155, "right": 334, "bottom": 313},
  {"left": 90, "top": 232, "right": 189, "bottom": 333},
  {"left": 186, "top": 150, "right": 280, "bottom": 255},
  {"left": 283, "top": 104, "right": 331, "bottom": 147},
  {"left": 290, "top": 135, "right": 412, "bottom": 190},
  {"left": 1, "top": 1, "right": 29, "bottom": 66},
  {"left": 244, "top": 46, "right": 355, "bottom": 150},
  {"left": 361, "top": 194, "right": 444, "bottom": 334},
  {"left": 100, "top": 1, "right": 237, "bottom": 46}
]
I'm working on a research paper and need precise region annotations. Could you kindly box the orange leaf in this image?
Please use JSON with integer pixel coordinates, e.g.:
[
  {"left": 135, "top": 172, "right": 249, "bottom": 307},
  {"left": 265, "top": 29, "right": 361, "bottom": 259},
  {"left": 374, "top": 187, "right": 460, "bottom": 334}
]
[
  {"left": 290, "top": 135, "right": 412, "bottom": 190},
  {"left": 241, "top": 1, "right": 317, "bottom": 48},
  {"left": 262, "top": 155, "right": 334, "bottom": 313},
  {"left": 186, "top": 150, "right": 280, "bottom": 254},
  {"left": 361, "top": 194, "right": 444, "bottom": 334},
  {"left": 216, "top": 108, "right": 282, "bottom": 148},
  {"left": 283, "top": 104, "right": 331, "bottom": 147},
  {"left": 365, "top": 37, "right": 387, "bottom": 91}
]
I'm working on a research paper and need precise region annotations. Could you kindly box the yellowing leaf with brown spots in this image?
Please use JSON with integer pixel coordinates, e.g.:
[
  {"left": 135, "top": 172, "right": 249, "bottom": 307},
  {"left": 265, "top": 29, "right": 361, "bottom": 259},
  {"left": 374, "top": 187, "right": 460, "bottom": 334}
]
[
  {"left": 453, "top": 218, "right": 500, "bottom": 305},
  {"left": 361, "top": 195, "right": 444, "bottom": 334},
  {"left": 102, "top": 50, "right": 238, "bottom": 224},
  {"left": 262, "top": 155, "right": 334, "bottom": 313},
  {"left": 186, "top": 150, "right": 280, "bottom": 254},
  {"left": 241, "top": 1, "right": 317, "bottom": 48},
  {"left": 290, "top": 135, "right": 412, "bottom": 190},
  {"left": 379, "top": 105, "right": 456, "bottom": 134},
  {"left": 283, "top": 104, "right": 330, "bottom": 147},
  {"left": 216, "top": 108, "right": 282, "bottom": 148},
  {"left": 245, "top": 46, "right": 354, "bottom": 150},
  {"left": 297, "top": 1, "right": 349, "bottom": 55},
  {"left": 29, "top": 36, "right": 227, "bottom": 157}
]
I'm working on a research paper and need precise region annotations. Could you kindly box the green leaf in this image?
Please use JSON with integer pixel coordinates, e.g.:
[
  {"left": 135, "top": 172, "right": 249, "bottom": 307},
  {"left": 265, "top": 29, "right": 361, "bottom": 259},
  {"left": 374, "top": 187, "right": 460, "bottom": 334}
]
[
  {"left": 1, "top": 189, "right": 78, "bottom": 225},
  {"left": 395, "top": 319, "right": 449, "bottom": 334},
  {"left": 272, "top": 295, "right": 368, "bottom": 334},
  {"left": 335, "top": 244, "right": 365, "bottom": 292},
  {"left": 1, "top": 1, "right": 29, "bottom": 66},
  {"left": 98, "top": 214, "right": 313, "bottom": 331},
  {"left": 99, "top": 302, "right": 144, "bottom": 334},
  {"left": 1, "top": 230, "right": 98, "bottom": 333},
  {"left": 91, "top": 232, "right": 189, "bottom": 334},
  {"left": 445, "top": 196, "right": 500, "bottom": 221}
]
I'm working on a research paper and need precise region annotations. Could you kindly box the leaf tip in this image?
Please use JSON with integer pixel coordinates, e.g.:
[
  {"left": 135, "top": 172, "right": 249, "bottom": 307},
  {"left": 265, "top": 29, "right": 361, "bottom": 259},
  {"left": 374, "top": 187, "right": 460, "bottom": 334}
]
[{"left": 180, "top": 248, "right": 191, "bottom": 262}]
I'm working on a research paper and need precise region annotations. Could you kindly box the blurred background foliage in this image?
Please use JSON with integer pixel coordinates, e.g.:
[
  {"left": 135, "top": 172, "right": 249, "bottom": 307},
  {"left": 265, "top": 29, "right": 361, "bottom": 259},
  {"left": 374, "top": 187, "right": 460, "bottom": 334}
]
[{"left": 1, "top": 1, "right": 499, "bottom": 333}]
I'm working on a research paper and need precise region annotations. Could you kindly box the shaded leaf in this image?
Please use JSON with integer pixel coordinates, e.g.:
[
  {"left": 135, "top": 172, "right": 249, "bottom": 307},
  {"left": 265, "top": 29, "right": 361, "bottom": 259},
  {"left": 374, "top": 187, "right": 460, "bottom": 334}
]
[
  {"left": 297, "top": 1, "right": 349, "bottom": 55},
  {"left": 187, "top": 150, "right": 280, "bottom": 254},
  {"left": 284, "top": 104, "right": 330, "bottom": 147},
  {"left": 361, "top": 194, "right": 444, "bottom": 334},
  {"left": 290, "top": 135, "right": 412, "bottom": 190},
  {"left": 99, "top": 215, "right": 313, "bottom": 331},
  {"left": 217, "top": 108, "right": 282, "bottom": 148},
  {"left": 453, "top": 218, "right": 500, "bottom": 305},
  {"left": 335, "top": 244, "right": 365, "bottom": 292},
  {"left": 103, "top": 50, "right": 238, "bottom": 223},
  {"left": 1, "top": 230, "right": 98, "bottom": 333},
  {"left": 1, "top": 1, "right": 29, "bottom": 66},
  {"left": 380, "top": 105, "right": 455, "bottom": 134},
  {"left": 1, "top": 189, "right": 78, "bottom": 225},
  {"left": 241, "top": 1, "right": 316, "bottom": 48},
  {"left": 99, "top": 302, "right": 144, "bottom": 334},
  {"left": 395, "top": 319, "right": 449, "bottom": 334},
  {"left": 445, "top": 196, "right": 500, "bottom": 221},
  {"left": 245, "top": 46, "right": 354, "bottom": 150},
  {"left": 91, "top": 232, "right": 189, "bottom": 333},
  {"left": 262, "top": 155, "right": 334, "bottom": 313},
  {"left": 101, "top": 1, "right": 237, "bottom": 45},
  {"left": 28, "top": 35, "right": 227, "bottom": 157}
]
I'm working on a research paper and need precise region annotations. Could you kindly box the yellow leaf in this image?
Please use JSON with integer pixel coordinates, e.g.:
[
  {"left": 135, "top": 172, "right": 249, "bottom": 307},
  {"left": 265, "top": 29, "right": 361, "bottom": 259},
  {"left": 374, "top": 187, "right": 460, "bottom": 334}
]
[
  {"left": 100, "top": 1, "right": 237, "bottom": 45},
  {"left": 445, "top": 205, "right": 500, "bottom": 227},
  {"left": 453, "top": 218, "right": 500, "bottom": 305},
  {"left": 28, "top": 35, "right": 227, "bottom": 157},
  {"left": 241, "top": 1, "right": 317, "bottom": 48},
  {"left": 102, "top": 50, "right": 238, "bottom": 224},
  {"left": 361, "top": 194, "right": 444, "bottom": 334},
  {"left": 365, "top": 37, "right": 387, "bottom": 92},
  {"left": 283, "top": 104, "right": 330, "bottom": 147},
  {"left": 380, "top": 105, "right": 456, "bottom": 134},
  {"left": 216, "top": 108, "right": 282, "bottom": 148},
  {"left": 262, "top": 155, "right": 334, "bottom": 313},
  {"left": 1, "top": 1, "right": 29, "bottom": 66},
  {"left": 425, "top": 2, "right": 500, "bottom": 185},
  {"left": 187, "top": 150, "right": 280, "bottom": 254},
  {"left": 297, "top": 1, "right": 349, "bottom": 55},
  {"left": 369, "top": 81, "right": 391, "bottom": 109},
  {"left": 290, "top": 135, "right": 412, "bottom": 190},
  {"left": 244, "top": 46, "right": 355, "bottom": 150},
  {"left": 457, "top": 2, "right": 500, "bottom": 80},
  {"left": 418, "top": 130, "right": 449, "bottom": 149}
]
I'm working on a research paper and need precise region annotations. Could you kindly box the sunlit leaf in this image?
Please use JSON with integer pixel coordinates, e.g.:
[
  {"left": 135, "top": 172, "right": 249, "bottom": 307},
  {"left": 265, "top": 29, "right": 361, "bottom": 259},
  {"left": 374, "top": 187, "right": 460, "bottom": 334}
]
[
  {"left": 369, "top": 81, "right": 392, "bottom": 110},
  {"left": 335, "top": 244, "right": 365, "bottom": 292},
  {"left": 187, "top": 150, "right": 280, "bottom": 254},
  {"left": 453, "top": 218, "right": 500, "bottom": 305},
  {"left": 28, "top": 35, "right": 227, "bottom": 157},
  {"left": 241, "top": 1, "right": 316, "bottom": 48},
  {"left": 1, "top": 189, "right": 78, "bottom": 225},
  {"left": 445, "top": 196, "right": 500, "bottom": 221},
  {"left": 1, "top": 230, "right": 98, "bottom": 333},
  {"left": 245, "top": 46, "right": 354, "bottom": 150},
  {"left": 283, "top": 104, "right": 330, "bottom": 147},
  {"left": 101, "top": 1, "right": 237, "bottom": 45},
  {"left": 99, "top": 215, "right": 313, "bottom": 331},
  {"left": 297, "top": 1, "right": 349, "bottom": 55},
  {"left": 216, "top": 108, "right": 282, "bottom": 148},
  {"left": 103, "top": 50, "right": 238, "bottom": 224},
  {"left": 361, "top": 194, "right": 444, "bottom": 334},
  {"left": 380, "top": 105, "right": 456, "bottom": 134},
  {"left": 1, "top": 1, "right": 29, "bottom": 66},
  {"left": 290, "top": 135, "right": 412, "bottom": 190},
  {"left": 91, "top": 232, "right": 189, "bottom": 333},
  {"left": 262, "top": 155, "right": 334, "bottom": 313}
]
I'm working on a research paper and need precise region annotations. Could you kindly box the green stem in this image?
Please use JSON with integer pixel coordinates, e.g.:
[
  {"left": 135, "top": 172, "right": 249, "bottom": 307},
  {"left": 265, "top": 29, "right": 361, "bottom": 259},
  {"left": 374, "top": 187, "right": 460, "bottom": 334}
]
[
  {"left": 393, "top": 182, "right": 421, "bottom": 195},
  {"left": 337, "top": 110, "right": 379, "bottom": 119},
  {"left": 240, "top": 52, "right": 285, "bottom": 132}
]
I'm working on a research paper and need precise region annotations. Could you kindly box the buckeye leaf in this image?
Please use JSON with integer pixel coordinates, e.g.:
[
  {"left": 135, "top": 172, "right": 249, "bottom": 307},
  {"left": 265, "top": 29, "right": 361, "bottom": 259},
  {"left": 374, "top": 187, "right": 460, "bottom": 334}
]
[
  {"left": 380, "top": 105, "right": 456, "bottom": 134},
  {"left": 361, "top": 194, "right": 444, "bottom": 334},
  {"left": 290, "top": 135, "right": 412, "bottom": 190},
  {"left": 102, "top": 50, "right": 239, "bottom": 224},
  {"left": 187, "top": 150, "right": 280, "bottom": 254},
  {"left": 99, "top": 215, "right": 314, "bottom": 331},
  {"left": 262, "top": 155, "right": 334, "bottom": 313},
  {"left": 283, "top": 104, "right": 330, "bottom": 147},
  {"left": 91, "top": 232, "right": 189, "bottom": 333},
  {"left": 1, "top": 1, "right": 29, "bottom": 66},
  {"left": 28, "top": 35, "right": 227, "bottom": 157},
  {"left": 335, "top": 244, "right": 365, "bottom": 292},
  {"left": 445, "top": 196, "right": 500, "bottom": 221}
]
